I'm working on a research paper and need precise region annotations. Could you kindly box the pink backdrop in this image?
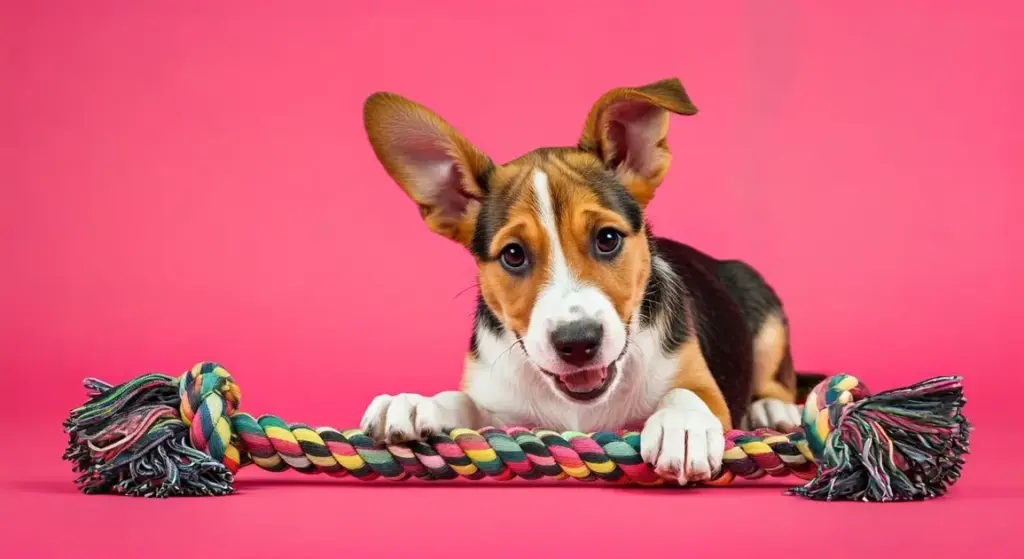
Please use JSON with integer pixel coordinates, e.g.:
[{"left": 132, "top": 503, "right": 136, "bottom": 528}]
[{"left": 2, "top": 1, "right": 1022, "bottom": 557}]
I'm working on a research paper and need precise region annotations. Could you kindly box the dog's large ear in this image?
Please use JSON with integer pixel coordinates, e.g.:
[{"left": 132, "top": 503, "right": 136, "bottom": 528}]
[
  {"left": 578, "top": 78, "right": 698, "bottom": 207},
  {"left": 363, "top": 92, "right": 494, "bottom": 247}
]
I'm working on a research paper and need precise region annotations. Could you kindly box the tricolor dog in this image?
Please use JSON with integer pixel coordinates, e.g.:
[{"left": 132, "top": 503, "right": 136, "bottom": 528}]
[{"left": 359, "top": 78, "right": 820, "bottom": 484}]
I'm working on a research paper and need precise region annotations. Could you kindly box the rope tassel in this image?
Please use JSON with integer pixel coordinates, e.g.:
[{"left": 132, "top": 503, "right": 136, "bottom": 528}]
[{"left": 63, "top": 362, "right": 970, "bottom": 501}]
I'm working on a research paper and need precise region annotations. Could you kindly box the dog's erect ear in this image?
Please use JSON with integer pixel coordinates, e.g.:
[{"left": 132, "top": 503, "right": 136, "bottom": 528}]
[
  {"left": 578, "top": 78, "right": 698, "bottom": 207},
  {"left": 363, "top": 92, "right": 494, "bottom": 246}
]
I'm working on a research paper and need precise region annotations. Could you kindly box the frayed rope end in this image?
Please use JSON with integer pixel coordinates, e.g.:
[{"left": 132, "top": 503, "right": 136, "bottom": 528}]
[
  {"left": 787, "top": 375, "right": 970, "bottom": 502},
  {"left": 62, "top": 374, "right": 235, "bottom": 497},
  {"left": 63, "top": 367, "right": 970, "bottom": 501}
]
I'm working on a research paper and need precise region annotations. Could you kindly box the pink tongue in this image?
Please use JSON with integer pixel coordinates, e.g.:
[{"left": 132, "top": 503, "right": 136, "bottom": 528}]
[{"left": 562, "top": 368, "right": 606, "bottom": 391}]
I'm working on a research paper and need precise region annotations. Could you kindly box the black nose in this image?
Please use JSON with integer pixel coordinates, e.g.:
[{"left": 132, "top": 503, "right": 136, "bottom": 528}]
[{"left": 550, "top": 319, "right": 603, "bottom": 367}]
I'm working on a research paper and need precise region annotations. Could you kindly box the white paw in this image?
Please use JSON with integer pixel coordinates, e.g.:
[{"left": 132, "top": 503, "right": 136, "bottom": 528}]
[
  {"left": 359, "top": 393, "right": 452, "bottom": 444},
  {"left": 640, "top": 406, "right": 725, "bottom": 485},
  {"left": 745, "top": 398, "right": 802, "bottom": 432}
]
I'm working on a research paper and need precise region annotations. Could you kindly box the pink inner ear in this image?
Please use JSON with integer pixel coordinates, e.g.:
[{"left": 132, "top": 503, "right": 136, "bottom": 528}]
[
  {"left": 605, "top": 101, "right": 666, "bottom": 177},
  {"left": 395, "top": 133, "right": 477, "bottom": 218},
  {"left": 426, "top": 159, "right": 473, "bottom": 218}
]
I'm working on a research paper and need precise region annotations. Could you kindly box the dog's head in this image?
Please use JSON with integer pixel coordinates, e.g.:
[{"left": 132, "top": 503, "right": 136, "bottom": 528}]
[{"left": 363, "top": 78, "right": 697, "bottom": 402}]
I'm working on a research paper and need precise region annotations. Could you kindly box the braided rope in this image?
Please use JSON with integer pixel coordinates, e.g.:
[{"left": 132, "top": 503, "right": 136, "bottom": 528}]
[
  {"left": 178, "top": 363, "right": 815, "bottom": 484},
  {"left": 227, "top": 415, "right": 816, "bottom": 485},
  {"left": 64, "top": 362, "right": 970, "bottom": 499}
]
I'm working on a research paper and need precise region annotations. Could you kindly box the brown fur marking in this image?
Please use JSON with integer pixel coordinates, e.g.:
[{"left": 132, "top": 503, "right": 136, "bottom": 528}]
[
  {"left": 751, "top": 313, "right": 797, "bottom": 403},
  {"left": 476, "top": 151, "right": 652, "bottom": 340},
  {"left": 546, "top": 154, "right": 651, "bottom": 324},
  {"left": 362, "top": 92, "right": 492, "bottom": 247},
  {"left": 477, "top": 174, "right": 544, "bottom": 336},
  {"left": 577, "top": 78, "right": 698, "bottom": 208},
  {"left": 673, "top": 337, "right": 732, "bottom": 430}
]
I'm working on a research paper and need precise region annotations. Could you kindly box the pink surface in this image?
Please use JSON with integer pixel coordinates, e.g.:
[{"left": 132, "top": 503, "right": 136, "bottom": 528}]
[{"left": 2, "top": 1, "right": 1022, "bottom": 556}]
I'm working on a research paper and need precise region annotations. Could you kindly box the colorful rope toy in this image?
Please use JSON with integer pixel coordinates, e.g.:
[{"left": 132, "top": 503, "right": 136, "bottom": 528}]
[{"left": 63, "top": 362, "right": 970, "bottom": 501}]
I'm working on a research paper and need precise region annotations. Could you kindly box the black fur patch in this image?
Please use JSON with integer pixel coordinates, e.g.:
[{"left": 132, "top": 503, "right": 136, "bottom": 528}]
[
  {"left": 470, "top": 292, "right": 504, "bottom": 358},
  {"left": 642, "top": 238, "right": 756, "bottom": 424},
  {"left": 715, "top": 259, "right": 786, "bottom": 334},
  {"left": 469, "top": 164, "right": 533, "bottom": 261},
  {"left": 638, "top": 225, "right": 690, "bottom": 351}
]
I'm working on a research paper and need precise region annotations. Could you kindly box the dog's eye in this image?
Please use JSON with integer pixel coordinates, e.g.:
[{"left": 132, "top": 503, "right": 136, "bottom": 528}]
[
  {"left": 594, "top": 228, "right": 623, "bottom": 257},
  {"left": 499, "top": 243, "right": 529, "bottom": 272}
]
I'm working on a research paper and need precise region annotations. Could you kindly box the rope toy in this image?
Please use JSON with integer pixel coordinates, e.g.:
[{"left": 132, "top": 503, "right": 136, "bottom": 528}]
[{"left": 62, "top": 362, "right": 970, "bottom": 501}]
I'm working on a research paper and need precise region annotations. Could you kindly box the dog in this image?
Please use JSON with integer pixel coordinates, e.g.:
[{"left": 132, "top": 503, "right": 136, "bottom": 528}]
[{"left": 358, "top": 77, "right": 822, "bottom": 484}]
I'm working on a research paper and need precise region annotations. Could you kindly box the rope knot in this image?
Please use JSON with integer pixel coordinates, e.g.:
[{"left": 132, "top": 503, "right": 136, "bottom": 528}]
[
  {"left": 801, "top": 373, "right": 871, "bottom": 459},
  {"left": 63, "top": 363, "right": 968, "bottom": 500},
  {"left": 178, "top": 362, "right": 244, "bottom": 472}
]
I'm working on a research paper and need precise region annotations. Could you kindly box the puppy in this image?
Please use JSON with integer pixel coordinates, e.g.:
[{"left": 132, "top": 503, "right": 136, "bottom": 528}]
[{"left": 358, "top": 78, "right": 820, "bottom": 484}]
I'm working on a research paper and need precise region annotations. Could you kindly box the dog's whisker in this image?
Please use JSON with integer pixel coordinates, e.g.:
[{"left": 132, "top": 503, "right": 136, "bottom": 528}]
[
  {"left": 636, "top": 309, "right": 660, "bottom": 330},
  {"left": 489, "top": 337, "right": 524, "bottom": 372},
  {"left": 625, "top": 336, "right": 646, "bottom": 361},
  {"left": 452, "top": 283, "right": 480, "bottom": 300}
]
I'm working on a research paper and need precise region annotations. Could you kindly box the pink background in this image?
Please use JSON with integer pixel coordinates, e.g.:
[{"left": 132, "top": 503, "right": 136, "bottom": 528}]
[{"left": 2, "top": 1, "right": 1022, "bottom": 557}]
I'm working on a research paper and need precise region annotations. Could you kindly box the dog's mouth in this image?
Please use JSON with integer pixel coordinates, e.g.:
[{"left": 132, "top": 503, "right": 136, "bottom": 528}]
[{"left": 542, "top": 362, "right": 618, "bottom": 402}]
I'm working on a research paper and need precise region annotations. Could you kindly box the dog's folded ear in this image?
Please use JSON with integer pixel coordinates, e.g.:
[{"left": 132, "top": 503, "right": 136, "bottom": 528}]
[
  {"left": 363, "top": 92, "right": 494, "bottom": 246},
  {"left": 578, "top": 78, "right": 698, "bottom": 207}
]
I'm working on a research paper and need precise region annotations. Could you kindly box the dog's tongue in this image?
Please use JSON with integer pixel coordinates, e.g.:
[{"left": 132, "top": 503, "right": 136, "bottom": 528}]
[{"left": 561, "top": 368, "right": 607, "bottom": 392}]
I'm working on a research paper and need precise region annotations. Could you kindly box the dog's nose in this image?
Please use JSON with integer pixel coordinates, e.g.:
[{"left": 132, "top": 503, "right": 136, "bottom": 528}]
[{"left": 550, "top": 319, "right": 603, "bottom": 367}]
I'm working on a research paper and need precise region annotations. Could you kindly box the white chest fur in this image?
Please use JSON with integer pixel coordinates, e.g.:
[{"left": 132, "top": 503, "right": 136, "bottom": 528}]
[{"left": 464, "top": 315, "right": 681, "bottom": 432}]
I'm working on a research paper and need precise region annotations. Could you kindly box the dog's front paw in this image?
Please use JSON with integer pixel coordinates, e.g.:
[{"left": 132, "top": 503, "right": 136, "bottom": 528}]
[
  {"left": 640, "top": 406, "right": 725, "bottom": 485},
  {"left": 745, "top": 398, "right": 802, "bottom": 432},
  {"left": 359, "top": 391, "right": 475, "bottom": 445}
]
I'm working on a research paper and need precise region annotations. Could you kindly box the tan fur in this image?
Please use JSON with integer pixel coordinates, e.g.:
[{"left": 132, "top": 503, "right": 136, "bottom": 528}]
[
  {"left": 577, "top": 78, "right": 698, "bottom": 208},
  {"left": 751, "top": 313, "right": 797, "bottom": 403},
  {"left": 363, "top": 92, "right": 492, "bottom": 247},
  {"left": 478, "top": 178, "right": 545, "bottom": 336},
  {"left": 672, "top": 337, "right": 732, "bottom": 430},
  {"left": 546, "top": 153, "right": 652, "bottom": 323},
  {"left": 474, "top": 151, "right": 653, "bottom": 341}
]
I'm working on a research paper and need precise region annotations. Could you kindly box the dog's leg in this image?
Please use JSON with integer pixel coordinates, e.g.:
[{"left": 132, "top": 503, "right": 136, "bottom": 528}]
[
  {"left": 713, "top": 260, "right": 802, "bottom": 432},
  {"left": 640, "top": 338, "right": 727, "bottom": 485},
  {"left": 359, "top": 391, "right": 487, "bottom": 444},
  {"left": 745, "top": 312, "right": 801, "bottom": 431},
  {"left": 641, "top": 387, "right": 727, "bottom": 485}
]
